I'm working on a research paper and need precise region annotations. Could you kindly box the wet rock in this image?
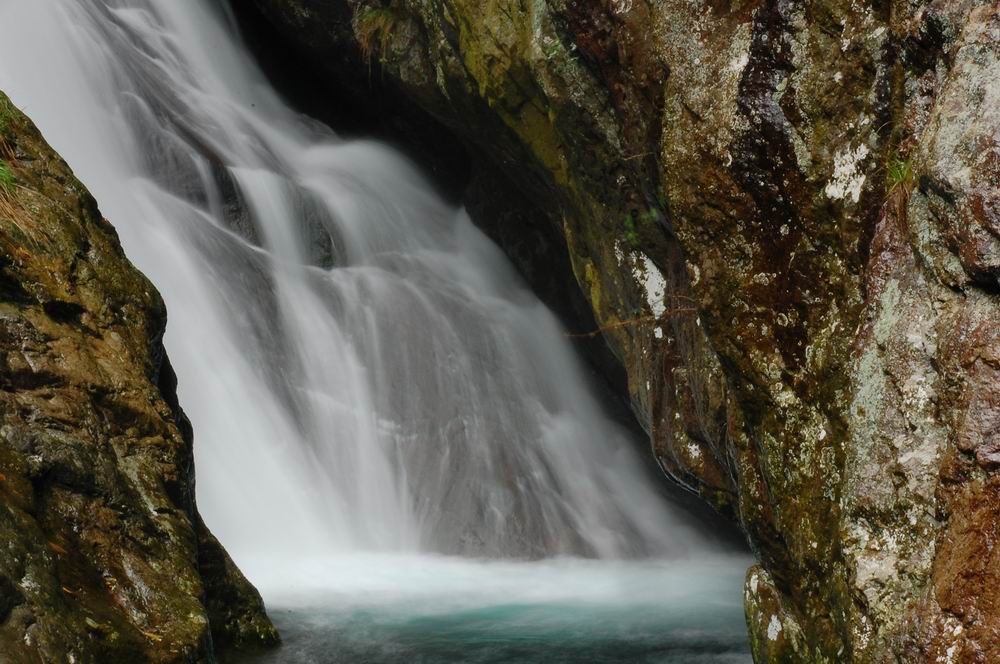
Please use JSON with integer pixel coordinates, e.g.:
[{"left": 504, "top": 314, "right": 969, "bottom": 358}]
[
  {"left": 745, "top": 565, "right": 806, "bottom": 663},
  {"left": 0, "top": 91, "right": 277, "bottom": 662}
]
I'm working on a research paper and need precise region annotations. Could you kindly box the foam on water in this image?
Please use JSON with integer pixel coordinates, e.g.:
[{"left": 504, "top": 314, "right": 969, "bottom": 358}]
[{"left": 244, "top": 554, "right": 751, "bottom": 664}]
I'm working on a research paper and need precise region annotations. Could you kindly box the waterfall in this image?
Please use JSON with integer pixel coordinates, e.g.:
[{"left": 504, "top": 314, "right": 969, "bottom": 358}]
[
  {"left": 0, "top": 0, "right": 706, "bottom": 560},
  {"left": 0, "top": 2, "right": 750, "bottom": 660}
]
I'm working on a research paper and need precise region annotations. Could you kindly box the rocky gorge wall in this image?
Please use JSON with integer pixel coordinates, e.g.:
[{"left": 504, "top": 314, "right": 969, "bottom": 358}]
[
  {"left": 242, "top": 1, "right": 1000, "bottom": 661},
  {"left": 0, "top": 91, "right": 277, "bottom": 662}
]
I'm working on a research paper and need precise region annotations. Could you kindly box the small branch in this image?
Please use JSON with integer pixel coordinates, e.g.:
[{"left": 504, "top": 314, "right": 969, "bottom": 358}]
[{"left": 566, "top": 307, "right": 696, "bottom": 338}]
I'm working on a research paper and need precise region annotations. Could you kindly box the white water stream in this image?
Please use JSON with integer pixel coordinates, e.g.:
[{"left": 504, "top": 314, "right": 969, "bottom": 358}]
[{"left": 0, "top": 1, "right": 750, "bottom": 661}]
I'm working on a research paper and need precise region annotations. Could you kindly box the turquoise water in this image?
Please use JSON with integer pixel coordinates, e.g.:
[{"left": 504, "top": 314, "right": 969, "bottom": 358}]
[{"left": 237, "top": 555, "right": 752, "bottom": 664}]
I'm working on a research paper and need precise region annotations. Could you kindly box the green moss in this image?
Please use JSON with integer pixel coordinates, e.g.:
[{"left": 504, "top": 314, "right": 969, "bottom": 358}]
[
  {"left": 0, "top": 162, "right": 15, "bottom": 195},
  {"left": 884, "top": 155, "right": 917, "bottom": 221},
  {"left": 621, "top": 209, "right": 658, "bottom": 250},
  {"left": 355, "top": 6, "right": 408, "bottom": 65},
  {"left": 0, "top": 95, "right": 16, "bottom": 134},
  {"left": 638, "top": 208, "right": 658, "bottom": 226},
  {"left": 543, "top": 38, "right": 562, "bottom": 62},
  {"left": 623, "top": 215, "right": 640, "bottom": 249},
  {"left": 885, "top": 156, "right": 914, "bottom": 193}
]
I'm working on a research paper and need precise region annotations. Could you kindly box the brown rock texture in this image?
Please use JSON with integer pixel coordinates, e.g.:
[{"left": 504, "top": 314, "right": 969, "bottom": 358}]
[
  {"left": 0, "top": 92, "right": 277, "bottom": 662},
  {"left": 241, "top": 0, "right": 1000, "bottom": 661}
]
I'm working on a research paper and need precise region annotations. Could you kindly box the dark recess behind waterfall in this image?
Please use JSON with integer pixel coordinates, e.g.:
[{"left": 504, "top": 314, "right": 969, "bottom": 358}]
[{"left": 231, "top": 3, "right": 747, "bottom": 543}]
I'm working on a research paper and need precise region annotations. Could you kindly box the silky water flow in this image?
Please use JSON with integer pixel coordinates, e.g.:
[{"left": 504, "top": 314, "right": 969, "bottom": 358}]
[{"left": 0, "top": 1, "right": 752, "bottom": 661}]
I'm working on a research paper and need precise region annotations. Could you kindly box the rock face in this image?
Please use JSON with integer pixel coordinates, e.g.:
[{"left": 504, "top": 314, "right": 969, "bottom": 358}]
[
  {"left": 0, "top": 92, "right": 277, "bottom": 661},
  {"left": 242, "top": 1, "right": 1000, "bottom": 661}
]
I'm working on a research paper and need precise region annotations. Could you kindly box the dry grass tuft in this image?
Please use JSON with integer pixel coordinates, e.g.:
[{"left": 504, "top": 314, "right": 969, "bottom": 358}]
[
  {"left": 0, "top": 188, "right": 36, "bottom": 242},
  {"left": 0, "top": 156, "right": 37, "bottom": 244}
]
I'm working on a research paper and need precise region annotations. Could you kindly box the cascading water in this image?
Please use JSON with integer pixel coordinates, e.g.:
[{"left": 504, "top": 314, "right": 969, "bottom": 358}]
[{"left": 0, "top": 1, "right": 751, "bottom": 661}]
